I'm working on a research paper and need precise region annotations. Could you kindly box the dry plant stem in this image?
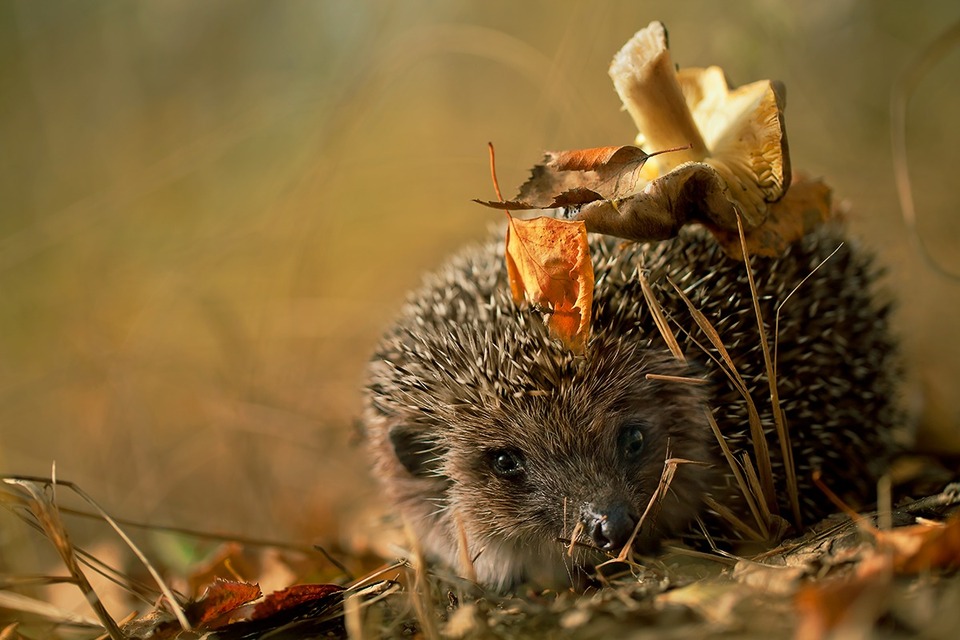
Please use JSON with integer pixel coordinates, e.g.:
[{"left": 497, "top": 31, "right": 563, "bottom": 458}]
[
  {"left": 1, "top": 493, "right": 158, "bottom": 607},
  {"left": 668, "top": 279, "right": 777, "bottom": 520},
  {"left": 349, "top": 561, "right": 406, "bottom": 592},
  {"left": 644, "top": 373, "right": 707, "bottom": 385},
  {"left": 616, "top": 452, "right": 691, "bottom": 562},
  {"left": 740, "top": 453, "right": 769, "bottom": 526},
  {"left": 344, "top": 593, "right": 363, "bottom": 640},
  {"left": 878, "top": 474, "right": 893, "bottom": 532},
  {"left": 404, "top": 519, "right": 440, "bottom": 640},
  {"left": 58, "top": 502, "right": 346, "bottom": 573},
  {"left": 609, "top": 21, "right": 708, "bottom": 171},
  {"left": 4, "top": 479, "right": 124, "bottom": 640},
  {"left": 453, "top": 511, "right": 478, "bottom": 583},
  {"left": 638, "top": 269, "right": 685, "bottom": 361},
  {"left": 4, "top": 475, "right": 190, "bottom": 634},
  {"left": 736, "top": 215, "right": 801, "bottom": 527},
  {"left": 773, "top": 243, "right": 844, "bottom": 377},
  {"left": 703, "top": 410, "right": 767, "bottom": 537},
  {"left": 567, "top": 521, "right": 585, "bottom": 558},
  {"left": 0, "top": 591, "right": 100, "bottom": 628},
  {"left": 702, "top": 495, "right": 764, "bottom": 542}
]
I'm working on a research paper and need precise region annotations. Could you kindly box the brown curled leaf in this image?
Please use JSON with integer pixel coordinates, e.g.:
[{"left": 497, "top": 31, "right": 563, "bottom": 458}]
[
  {"left": 505, "top": 215, "right": 594, "bottom": 352},
  {"left": 514, "top": 144, "right": 689, "bottom": 209},
  {"left": 572, "top": 161, "right": 736, "bottom": 241},
  {"left": 708, "top": 175, "right": 832, "bottom": 259}
]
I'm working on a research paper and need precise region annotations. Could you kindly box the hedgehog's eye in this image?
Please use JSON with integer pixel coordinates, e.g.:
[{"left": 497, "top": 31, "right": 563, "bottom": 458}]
[
  {"left": 488, "top": 448, "right": 526, "bottom": 479},
  {"left": 618, "top": 422, "right": 647, "bottom": 460}
]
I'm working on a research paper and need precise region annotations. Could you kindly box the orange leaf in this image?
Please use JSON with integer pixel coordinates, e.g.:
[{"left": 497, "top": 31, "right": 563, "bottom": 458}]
[
  {"left": 794, "top": 552, "right": 892, "bottom": 640},
  {"left": 877, "top": 511, "right": 960, "bottom": 574},
  {"left": 504, "top": 215, "right": 593, "bottom": 352}
]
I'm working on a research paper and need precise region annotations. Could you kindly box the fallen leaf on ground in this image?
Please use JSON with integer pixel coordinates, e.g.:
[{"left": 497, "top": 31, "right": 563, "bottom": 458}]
[
  {"left": 251, "top": 584, "right": 345, "bottom": 620},
  {"left": 877, "top": 511, "right": 960, "bottom": 574},
  {"left": 185, "top": 579, "right": 261, "bottom": 627},
  {"left": 794, "top": 552, "right": 893, "bottom": 640}
]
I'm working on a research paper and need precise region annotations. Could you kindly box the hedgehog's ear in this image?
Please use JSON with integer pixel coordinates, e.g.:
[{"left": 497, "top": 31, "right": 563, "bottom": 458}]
[{"left": 389, "top": 425, "right": 444, "bottom": 477}]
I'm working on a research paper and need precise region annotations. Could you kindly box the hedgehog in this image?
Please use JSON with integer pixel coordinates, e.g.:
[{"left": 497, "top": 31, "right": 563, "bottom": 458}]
[{"left": 363, "top": 222, "right": 900, "bottom": 591}]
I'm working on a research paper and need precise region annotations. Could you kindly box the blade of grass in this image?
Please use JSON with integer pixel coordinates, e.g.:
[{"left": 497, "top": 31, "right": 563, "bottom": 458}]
[
  {"left": 668, "top": 278, "right": 777, "bottom": 517},
  {"left": 703, "top": 410, "right": 769, "bottom": 537},
  {"left": 736, "top": 215, "right": 801, "bottom": 527},
  {"left": 4, "top": 478, "right": 123, "bottom": 639},
  {"left": 638, "top": 268, "right": 685, "bottom": 361},
  {"left": 4, "top": 475, "right": 190, "bottom": 633}
]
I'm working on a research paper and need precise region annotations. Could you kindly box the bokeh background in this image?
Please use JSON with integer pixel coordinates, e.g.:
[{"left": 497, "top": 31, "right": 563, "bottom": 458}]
[{"left": 2, "top": 0, "right": 958, "bottom": 577}]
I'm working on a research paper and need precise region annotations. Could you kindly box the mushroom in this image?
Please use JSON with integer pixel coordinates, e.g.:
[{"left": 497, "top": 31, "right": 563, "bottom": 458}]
[
  {"left": 572, "top": 20, "right": 792, "bottom": 243},
  {"left": 475, "top": 20, "right": 827, "bottom": 260}
]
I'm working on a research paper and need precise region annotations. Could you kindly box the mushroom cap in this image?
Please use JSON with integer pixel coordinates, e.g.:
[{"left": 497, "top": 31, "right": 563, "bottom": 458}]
[{"left": 678, "top": 67, "right": 792, "bottom": 226}]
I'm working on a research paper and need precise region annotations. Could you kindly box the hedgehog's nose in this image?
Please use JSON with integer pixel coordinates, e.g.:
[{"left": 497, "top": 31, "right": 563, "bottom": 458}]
[{"left": 581, "top": 502, "right": 638, "bottom": 551}]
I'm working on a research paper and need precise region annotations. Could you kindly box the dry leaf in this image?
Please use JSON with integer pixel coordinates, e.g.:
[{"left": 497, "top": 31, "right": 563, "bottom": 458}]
[
  {"left": 513, "top": 145, "right": 684, "bottom": 209},
  {"left": 477, "top": 21, "right": 814, "bottom": 260},
  {"left": 185, "top": 578, "right": 262, "bottom": 627},
  {"left": 794, "top": 552, "right": 893, "bottom": 640},
  {"left": 251, "top": 584, "right": 344, "bottom": 620},
  {"left": 708, "top": 175, "right": 833, "bottom": 258},
  {"left": 504, "top": 215, "right": 593, "bottom": 352},
  {"left": 549, "top": 145, "right": 653, "bottom": 171},
  {"left": 877, "top": 511, "right": 960, "bottom": 574}
]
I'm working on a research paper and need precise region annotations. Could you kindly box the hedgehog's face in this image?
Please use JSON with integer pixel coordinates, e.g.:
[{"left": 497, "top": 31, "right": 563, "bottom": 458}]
[{"left": 375, "top": 342, "right": 717, "bottom": 588}]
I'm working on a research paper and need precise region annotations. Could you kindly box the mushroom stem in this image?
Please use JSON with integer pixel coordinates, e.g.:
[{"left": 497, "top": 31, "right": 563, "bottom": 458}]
[{"left": 610, "top": 22, "right": 709, "bottom": 172}]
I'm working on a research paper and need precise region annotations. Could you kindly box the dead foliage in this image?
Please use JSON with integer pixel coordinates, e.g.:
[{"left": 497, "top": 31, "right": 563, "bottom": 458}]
[{"left": 2, "top": 475, "right": 958, "bottom": 638}]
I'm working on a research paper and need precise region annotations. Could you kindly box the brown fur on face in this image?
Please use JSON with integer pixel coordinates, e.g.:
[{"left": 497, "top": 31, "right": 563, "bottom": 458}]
[
  {"left": 364, "top": 225, "right": 900, "bottom": 591},
  {"left": 368, "top": 334, "right": 715, "bottom": 589}
]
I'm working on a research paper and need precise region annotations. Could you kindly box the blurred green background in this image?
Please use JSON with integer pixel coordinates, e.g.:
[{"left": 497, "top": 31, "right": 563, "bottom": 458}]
[{"left": 1, "top": 0, "right": 958, "bottom": 567}]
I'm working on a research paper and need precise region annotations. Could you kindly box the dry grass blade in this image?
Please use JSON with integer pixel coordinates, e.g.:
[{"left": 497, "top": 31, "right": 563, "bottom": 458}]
[
  {"left": 736, "top": 215, "right": 801, "bottom": 527},
  {"left": 702, "top": 496, "right": 764, "bottom": 542},
  {"left": 773, "top": 243, "right": 844, "bottom": 376},
  {"left": 637, "top": 268, "right": 685, "bottom": 362},
  {"left": 702, "top": 410, "right": 768, "bottom": 537},
  {"left": 403, "top": 519, "right": 440, "bottom": 640},
  {"left": 740, "top": 453, "right": 773, "bottom": 534},
  {"left": 3, "top": 475, "right": 190, "bottom": 634},
  {"left": 343, "top": 581, "right": 401, "bottom": 640},
  {"left": 0, "top": 591, "right": 101, "bottom": 628},
  {"left": 2, "top": 478, "right": 122, "bottom": 639},
  {"left": 668, "top": 278, "right": 776, "bottom": 519},
  {"left": 645, "top": 373, "right": 707, "bottom": 385},
  {"left": 454, "top": 510, "right": 478, "bottom": 583},
  {"left": 616, "top": 449, "right": 708, "bottom": 562}
]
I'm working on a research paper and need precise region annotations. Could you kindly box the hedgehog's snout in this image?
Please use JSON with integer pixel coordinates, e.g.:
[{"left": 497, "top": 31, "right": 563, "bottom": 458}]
[{"left": 580, "top": 500, "right": 638, "bottom": 551}]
